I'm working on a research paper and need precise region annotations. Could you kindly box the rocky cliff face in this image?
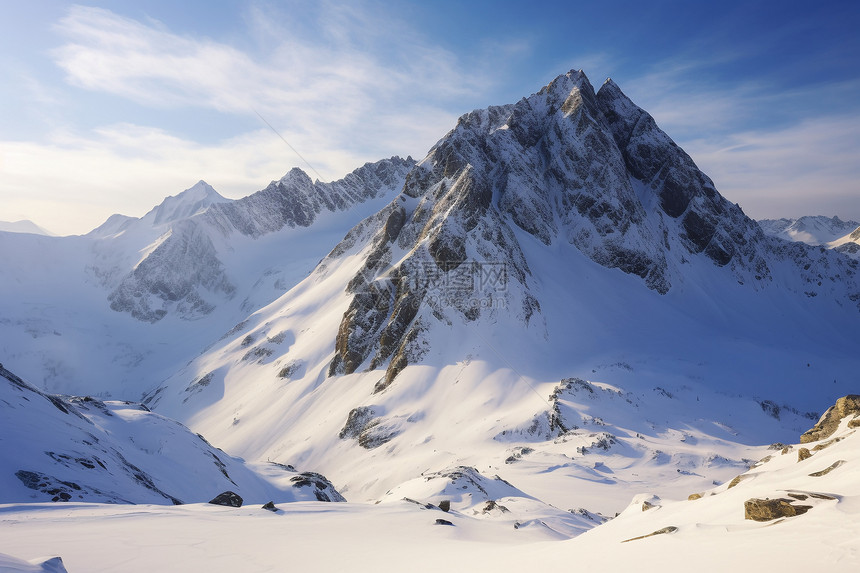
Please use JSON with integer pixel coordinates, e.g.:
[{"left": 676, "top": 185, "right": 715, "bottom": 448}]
[{"left": 326, "top": 70, "right": 860, "bottom": 387}]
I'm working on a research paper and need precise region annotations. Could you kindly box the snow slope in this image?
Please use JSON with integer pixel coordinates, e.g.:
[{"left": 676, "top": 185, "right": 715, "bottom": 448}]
[
  {"left": 0, "top": 363, "right": 344, "bottom": 506},
  {"left": 1, "top": 396, "right": 858, "bottom": 572}
]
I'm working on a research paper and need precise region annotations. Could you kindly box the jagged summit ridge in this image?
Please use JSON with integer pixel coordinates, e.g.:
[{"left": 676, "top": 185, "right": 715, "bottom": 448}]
[
  {"left": 759, "top": 215, "right": 860, "bottom": 245},
  {"left": 106, "top": 156, "right": 415, "bottom": 322},
  {"left": 207, "top": 156, "right": 415, "bottom": 237}
]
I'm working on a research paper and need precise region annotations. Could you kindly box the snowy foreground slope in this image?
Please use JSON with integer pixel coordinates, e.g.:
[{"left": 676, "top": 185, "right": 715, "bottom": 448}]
[
  {"left": 0, "top": 157, "right": 412, "bottom": 397},
  {"left": 2, "top": 397, "right": 858, "bottom": 572},
  {"left": 0, "top": 363, "right": 344, "bottom": 505}
]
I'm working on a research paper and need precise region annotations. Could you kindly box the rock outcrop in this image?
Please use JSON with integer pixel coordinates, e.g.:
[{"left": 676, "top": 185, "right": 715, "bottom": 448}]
[
  {"left": 744, "top": 498, "right": 812, "bottom": 521},
  {"left": 209, "top": 491, "right": 243, "bottom": 507},
  {"left": 800, "top": 395, "right": 860, "bottom": 443}
]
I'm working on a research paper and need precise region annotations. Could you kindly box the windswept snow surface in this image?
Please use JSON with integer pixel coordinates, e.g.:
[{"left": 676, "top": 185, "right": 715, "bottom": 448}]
[{"left": 2, "top": 417, "right": 859, "bottom": 571}]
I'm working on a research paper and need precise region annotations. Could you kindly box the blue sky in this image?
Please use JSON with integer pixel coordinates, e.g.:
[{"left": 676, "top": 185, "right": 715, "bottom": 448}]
[{"left": 1, "top": 0, "right": 858, "bottom": 235}]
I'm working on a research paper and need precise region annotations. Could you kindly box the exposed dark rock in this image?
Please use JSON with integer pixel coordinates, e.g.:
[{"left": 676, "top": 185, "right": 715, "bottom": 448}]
[
  {"left": 744, "top": 498, "right": 811, "bottom": 521},
  {"left": 505, "top": 446, "right": 535, "bottom": 464},
  {"left": 339, "top": 406, "right": 377, "bottom": 440},
  {"left": 798, "top": 447, "right": 813, "bottom": 462},
  {"left": 621, "top": 526, "right": 678, "bottom": 543},
  {"left": 759, "top": 400, "right": 781, "bottom": 420},
  {"left": 185, "top": 372, "right": 214, "bottom": 395},
  {"left": 262, "top": 501, "right": 278, "bottom": 512},
  {"left": 14, "top": 470, "right": 81, "bottom": 503},
  {"left": 800, "top": 395, "right": 860, "bottom": 443},
  {"left": 318, "top": 70, "right": 860, "bottom": 394},
  {"left": 569, "top": 508, "right": 607, "bottom": 523},
  {"left": 434, "top": 518, "right": 454, "bottom": 526},
  {"left": 808, "top": 460, "right": 846, "bottom": 477},
  {"left": 289, "top": 472, "right": 346, "bottom": 502},
  {"left": 439, "top": 500, "right": 451, "bottom": 512},
  {"left": 208, "top": 491, "right": 243, "bottom": 507},
  {"left": 277, "top": 360, "right": 303, "bottom": 379},
  {"left": 727, "top": 474, "right": 747, "bottom": 489},
  {"left": 482, "top": 500, "right": 510, "bottom": 513},
  {"left": 338, "top": 406, "right": 401, "bottom": 449}
]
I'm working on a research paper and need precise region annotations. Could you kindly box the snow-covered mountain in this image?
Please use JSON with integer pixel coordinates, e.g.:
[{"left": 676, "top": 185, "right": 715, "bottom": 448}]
[
  {"left": 0, "top": 219, "right": 54, "bottom": 235},
  {"left": 0, "top": 157, "right": 413, "bottom": 396},
  {"left": 142, "top": 70, "right": 860, "bottom": 520},
  {"left": 99, "top": 156, "right": 415, "bottom": 323},
  {"left": 759, "top": 215, "right": 859, "bottom": 245},
  {"left": 759, "top": 215, "right": 860, "bottom": 260},
  {"left": 3, "top": 68, "right": 860, "bottom": 571}
]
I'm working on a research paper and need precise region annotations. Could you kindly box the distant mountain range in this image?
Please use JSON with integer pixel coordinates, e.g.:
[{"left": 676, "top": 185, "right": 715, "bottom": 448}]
[
  {"left": 759, "top": 215, "right": 860, "bottom": 259},
  {"left": 0, "top": 219, "right": 54, "bottom": 236}
]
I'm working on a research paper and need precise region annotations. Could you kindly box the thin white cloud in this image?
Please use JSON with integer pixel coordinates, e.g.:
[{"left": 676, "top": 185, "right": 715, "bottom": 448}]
[
  {"left": 3, "top": 2, "right": 501, "bottom": 234},
  {"left": 51, "top": 4, "right": 479, "bottom": 163},
  {"left": 685, "top": 116, "right": 860, "bottom": 220},
  {"left": 5, "top": 3, "right": 859, "bottom": 235}
]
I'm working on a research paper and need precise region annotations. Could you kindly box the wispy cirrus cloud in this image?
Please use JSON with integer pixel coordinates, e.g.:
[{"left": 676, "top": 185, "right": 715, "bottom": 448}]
[
  {"left": 685, "top": 116, "right": 860, "bottom": 220},
  {"left": 50, "top": 3, "right": 486, "bottom": 170},
  {"left": 5, "top": 2, "right": 507, "bottom": 234},
  {"left": 5, "top": 2, "right": 859, "bottom": 235}
]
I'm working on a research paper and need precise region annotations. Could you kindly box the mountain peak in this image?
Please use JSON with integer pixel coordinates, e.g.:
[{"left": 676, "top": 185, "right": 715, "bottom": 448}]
[
  {"left": 279, "top": 167, "right": 313, "bottom": 187},
  {"left": 0, "top": 219, "right": 55, "bottom": 236},
  {"left": 324, "top": 67, "right": 858, "bottom": 388},
  {"left": 537, "top": 69, "right": 597, "bottom": 108},
  {"left": 147, "top": 180, "right": 229, "bottom": 226}
]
